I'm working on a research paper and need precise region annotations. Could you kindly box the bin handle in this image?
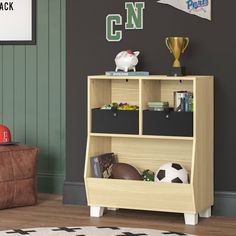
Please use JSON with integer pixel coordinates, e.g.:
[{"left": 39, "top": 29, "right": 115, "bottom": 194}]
[
  {"left": 164, "top": 107, "right": 171, "bottom": 119},
  {"left": 112, "top": 107, "right": 118, "bottom": 117}
]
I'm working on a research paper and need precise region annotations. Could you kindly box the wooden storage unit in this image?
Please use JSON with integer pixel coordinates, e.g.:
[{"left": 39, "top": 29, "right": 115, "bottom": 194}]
[{"left": 84, "top": 75, "right": 214, "bottom": 225}]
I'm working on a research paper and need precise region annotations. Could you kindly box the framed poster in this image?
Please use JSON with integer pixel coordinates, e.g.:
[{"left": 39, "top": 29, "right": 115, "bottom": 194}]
[{"left": 0, "top": 0, "right": 36, "bottom": 44}]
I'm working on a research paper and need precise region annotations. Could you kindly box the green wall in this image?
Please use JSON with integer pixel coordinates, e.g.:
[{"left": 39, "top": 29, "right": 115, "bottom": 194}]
[{"left": 0, "top": 0, "right": 66, "bottom": 194}]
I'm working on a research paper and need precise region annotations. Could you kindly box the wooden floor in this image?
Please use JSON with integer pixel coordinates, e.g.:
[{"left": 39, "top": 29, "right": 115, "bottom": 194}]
[{"left": 0, "top": 194, "right": 236, "bottom": 235}]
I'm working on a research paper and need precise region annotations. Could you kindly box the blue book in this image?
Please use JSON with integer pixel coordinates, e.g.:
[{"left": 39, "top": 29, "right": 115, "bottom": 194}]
[
  {"left": 184, "top": 92, "right": 193, "bottom": 112},
  {"left": 184, "top": 93, "right": 189, "bottom": 112},
  {"left": 105, "top": 71, "right": 149, "bottom": 76}
]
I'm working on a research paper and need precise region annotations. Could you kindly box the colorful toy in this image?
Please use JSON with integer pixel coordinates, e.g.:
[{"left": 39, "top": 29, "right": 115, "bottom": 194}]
[
  {"left": 142, "top": 169, "right": 155, "bottom": 181},
  {"left": 155, "top": 162, "right": 189, "bottom": 184},
  {"left": 101, "top": 102, "right": 139, "bottom": 111}
]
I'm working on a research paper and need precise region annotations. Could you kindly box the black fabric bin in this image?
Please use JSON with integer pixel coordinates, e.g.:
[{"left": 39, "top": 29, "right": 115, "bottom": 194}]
[
  {"left": 143, "top": 110, "right": 193, "bottom": 137},
  {"left": 92, "top": 108, "right": 139, "bottom": 134}
]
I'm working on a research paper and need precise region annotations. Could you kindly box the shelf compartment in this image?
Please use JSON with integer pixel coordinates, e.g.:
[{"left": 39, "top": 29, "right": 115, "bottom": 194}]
[
  {"left": 143, "top": 110, "right": 193, "bottom": 137},
  {"left": 141, "top": 79, "right": 193, "bottom": 110},
  {"left": 86, "top": 178, "right": 195, "bottom": 213},
  {"left": 111, "top": 137, "right": 193, "bottom": 175},
  {"left": 89, "top": 78, "right": 139, "bottom": 109},
  {"left": 86, "top": 136, "right": 193, "bottom": 181},
  {"left": 92, "top": 109, "right": 139, "bottom": 134}
]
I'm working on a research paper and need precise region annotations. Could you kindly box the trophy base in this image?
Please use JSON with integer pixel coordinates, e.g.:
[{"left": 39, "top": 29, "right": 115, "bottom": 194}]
[{"left": 169, "top": 67, "right": 185, "bottom": 76}]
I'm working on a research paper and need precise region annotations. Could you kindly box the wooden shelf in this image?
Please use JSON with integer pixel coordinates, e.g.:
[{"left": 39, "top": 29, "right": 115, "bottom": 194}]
[
  {"left": 90, "top": 133, "right": 194, "bottom": 141},
  {"left": 85, "top": 75, "right": 214, "bottom": 225},
  {"left": 88, "top": 75, "right": 212, "bottom": 81}
]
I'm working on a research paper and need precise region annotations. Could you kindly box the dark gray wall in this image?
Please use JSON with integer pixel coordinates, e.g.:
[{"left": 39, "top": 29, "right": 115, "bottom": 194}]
[{"left": 65, "top": 0, "right": 236, "bottom": 212}]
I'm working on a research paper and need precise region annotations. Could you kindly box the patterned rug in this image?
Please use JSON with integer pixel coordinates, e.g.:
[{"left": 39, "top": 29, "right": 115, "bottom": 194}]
[{"left": 0, "top": 226, "right": 197, "bottom": 236}]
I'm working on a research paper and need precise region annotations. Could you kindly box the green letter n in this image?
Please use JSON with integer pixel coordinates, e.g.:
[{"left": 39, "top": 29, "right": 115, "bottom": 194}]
[
  {"left": 125, "top": 2, "right": 145, "bottom": 29},
  {"left": 106, "top": 14, "right": 122, "bottom": 42}
]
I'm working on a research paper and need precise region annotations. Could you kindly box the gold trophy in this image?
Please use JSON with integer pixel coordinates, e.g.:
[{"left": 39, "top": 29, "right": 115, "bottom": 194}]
[{"left": 165, "top": 37, "right": 189, "bottom": 76}]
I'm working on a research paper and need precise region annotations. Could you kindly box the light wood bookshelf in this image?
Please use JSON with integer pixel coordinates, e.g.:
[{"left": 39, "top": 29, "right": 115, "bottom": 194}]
[{"left": 84, "top": 75, "right": 214, "bottom": 225}]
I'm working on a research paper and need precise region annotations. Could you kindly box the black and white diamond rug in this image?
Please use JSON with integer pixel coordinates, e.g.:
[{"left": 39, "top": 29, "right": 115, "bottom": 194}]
[{"left": 0, "top": 226, "right": 197, "bottom": 236}]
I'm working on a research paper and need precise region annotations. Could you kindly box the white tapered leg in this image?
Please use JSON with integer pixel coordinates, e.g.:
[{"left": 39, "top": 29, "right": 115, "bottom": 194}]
[
  {"left": 184, "top": 213, "right": 198, "bottom": 225},
  {"left": 90, "top": 206, "right": 104, "bottom": 217},
  {"left": 199, "top": 207, "right": 211, "bottom": 218}
]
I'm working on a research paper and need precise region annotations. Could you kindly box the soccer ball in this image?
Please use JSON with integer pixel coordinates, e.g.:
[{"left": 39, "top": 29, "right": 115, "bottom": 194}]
[{"left": 155, "top": 162, "right": 189, "bottom": 184}]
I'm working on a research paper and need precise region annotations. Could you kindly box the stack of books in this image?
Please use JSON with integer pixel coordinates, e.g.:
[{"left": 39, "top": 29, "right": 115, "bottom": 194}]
[
  {"left": 174, "top": 91, "right": 193, "bottom": 112},
  {"left": 105, "top": 71, "right": 149, "bottom": 76},
  {"left": 148, "top": 101, "right": 169, "bottom": 111}
]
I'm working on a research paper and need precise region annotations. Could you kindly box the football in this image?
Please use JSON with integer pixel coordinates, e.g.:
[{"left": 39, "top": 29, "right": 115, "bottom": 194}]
[
  {"left": 111, "top": 163, "right": 142, "bottom": 180},
  {"left": 155, "top": 162, "right": 189, "bottom": 184}
]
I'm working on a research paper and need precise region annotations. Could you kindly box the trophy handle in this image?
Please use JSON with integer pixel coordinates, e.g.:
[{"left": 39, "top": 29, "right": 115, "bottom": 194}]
[
  {"left": 165, "top": 38, "right": 172, "bottom": 53},
  {"left": 182, "top": 37, "right": 189, "bottom": 53}
]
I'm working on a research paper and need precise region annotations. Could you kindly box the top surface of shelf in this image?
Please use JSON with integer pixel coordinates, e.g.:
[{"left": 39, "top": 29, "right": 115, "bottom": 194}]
[{"left": 88, "top": 75, "right": 213, "bottom": 80}]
